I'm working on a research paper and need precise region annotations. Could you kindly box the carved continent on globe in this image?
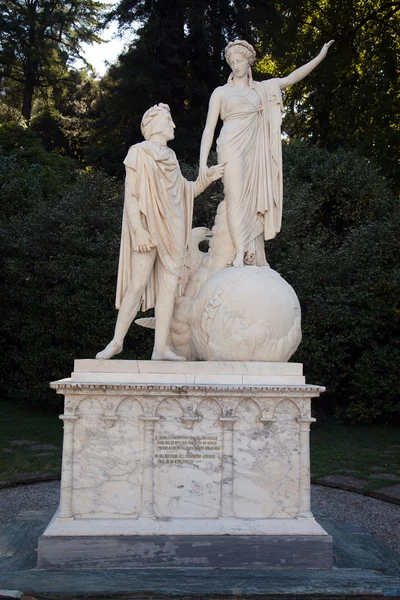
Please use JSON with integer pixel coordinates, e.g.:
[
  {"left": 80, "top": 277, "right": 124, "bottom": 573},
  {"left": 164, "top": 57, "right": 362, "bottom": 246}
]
[
  {"left": 171, "top": 265, "right": 301, "bottom": 362},
  {"left": 197, "top": 266, "right": 300, "bottom": 361}
]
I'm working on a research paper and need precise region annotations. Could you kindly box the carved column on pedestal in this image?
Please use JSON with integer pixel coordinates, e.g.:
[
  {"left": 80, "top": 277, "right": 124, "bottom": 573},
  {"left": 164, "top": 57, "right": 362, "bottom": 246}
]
[
  {"left": 219, "top": 417, "right": 238, "bottom": 518},
  {"left": 297, "top": 416, "right": 316, "bottom": 517},
  {"left": 139, "top": 416, "right": 160, "bottom": 518},
  {"left": 58, "top": 414, "right": 79, "bottom": 518}
]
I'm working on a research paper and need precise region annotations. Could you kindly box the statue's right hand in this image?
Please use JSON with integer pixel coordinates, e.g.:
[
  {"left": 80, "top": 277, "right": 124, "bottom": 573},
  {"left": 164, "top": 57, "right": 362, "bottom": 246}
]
[
  {"left": 319, "top": 40, "right": 334, "bottom": 59},
  {"left": 134, "top": 227, "right": 156, "bottom": 253},
  {"left": 198, "top": 165, "right": 208, "bottom": 177}
]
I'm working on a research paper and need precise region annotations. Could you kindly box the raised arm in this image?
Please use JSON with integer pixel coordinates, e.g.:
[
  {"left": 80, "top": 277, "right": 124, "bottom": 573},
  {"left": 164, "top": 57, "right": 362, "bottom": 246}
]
[
  {"left": 279, "top": 40, "right": 334, "bottom": 90},
  {"left": 199, "top": 87, "right": 223, "bottom": 175}
]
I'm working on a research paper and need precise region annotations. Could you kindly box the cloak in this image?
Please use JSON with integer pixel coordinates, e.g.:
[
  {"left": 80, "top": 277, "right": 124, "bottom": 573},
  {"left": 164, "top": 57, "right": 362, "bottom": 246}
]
[
  {"left": 115, "top": 141, "right": 194, "bottom": 311},
  {"left": 254, "top": 78, "right": 284, "bottom": 240}
]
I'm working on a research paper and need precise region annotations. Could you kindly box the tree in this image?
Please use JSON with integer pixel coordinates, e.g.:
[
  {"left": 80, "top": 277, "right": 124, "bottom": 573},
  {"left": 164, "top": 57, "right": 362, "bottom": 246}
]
[
  {"left": 31, "top": 68, "right": 100, "bottom": 160},
  {"left": 256, "top": 0, "right": 400, "bottom": 187},
  {"left": 0, "top": 0, "right": 105, "bottom": 122},
  {"left": 87, "top": 0, "right": 280, "bottom": 173}
]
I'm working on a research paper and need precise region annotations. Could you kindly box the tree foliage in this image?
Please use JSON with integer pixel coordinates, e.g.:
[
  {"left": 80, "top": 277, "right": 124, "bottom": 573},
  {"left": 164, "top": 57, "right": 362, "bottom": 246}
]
[
  {"left": 269, "top": 142, "right": 400, "bottom": 424},
  {"left": 87, "top": 0, "right": 280, "bottom": 172},
  {"left": 256, "top": 0, "right": 400, "bottom": 187},
  {"left": 1, "top": 133, "right": 398, "bottom": 423},
  {"left": 0, "top": 131, "right": 126, "bottom": 406},
  {"left": 30, "top": 68, "right": 100, "bottom": 160},
  {"left": 0, "top": 0, "right": 105, "bottom": 121}
]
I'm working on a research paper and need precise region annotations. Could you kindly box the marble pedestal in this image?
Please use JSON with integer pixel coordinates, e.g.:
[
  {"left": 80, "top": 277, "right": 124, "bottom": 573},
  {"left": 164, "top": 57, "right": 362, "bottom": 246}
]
[{"left": 37, "top": 360, "right": 332, "bottom": 569}]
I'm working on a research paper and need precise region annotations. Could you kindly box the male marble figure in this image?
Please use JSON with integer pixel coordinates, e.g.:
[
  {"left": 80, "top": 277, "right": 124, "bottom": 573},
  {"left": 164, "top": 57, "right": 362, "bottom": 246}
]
[{"left": 96, "top": 103, "right": 225, "bottom": 361}]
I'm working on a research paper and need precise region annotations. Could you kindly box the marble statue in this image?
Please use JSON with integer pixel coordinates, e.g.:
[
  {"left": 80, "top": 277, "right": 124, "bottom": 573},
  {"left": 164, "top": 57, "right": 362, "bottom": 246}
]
[
  {"left": 143, "top": 39, "right": 333, "bottom": 361},
  {"left": 96, "top": 104, "right": 225, "bottom": 361},
  {"left": 199, "top": 39, "right": 334, "bottom": 268},
  {"left": 43, "top": 48, "right": 333, "bottom": 568}
]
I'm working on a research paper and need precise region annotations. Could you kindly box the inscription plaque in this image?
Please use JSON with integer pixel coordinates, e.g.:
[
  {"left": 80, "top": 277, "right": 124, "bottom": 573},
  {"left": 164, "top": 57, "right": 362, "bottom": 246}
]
[{"left": 155, "top": 435, "right": 221, "bottom": 465}]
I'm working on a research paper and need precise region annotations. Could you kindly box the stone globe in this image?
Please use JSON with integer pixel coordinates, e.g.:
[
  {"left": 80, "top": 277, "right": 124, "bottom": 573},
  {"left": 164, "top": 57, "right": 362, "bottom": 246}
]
[{"left": 189, "top": 266, "right": 302, "bottom": 362}]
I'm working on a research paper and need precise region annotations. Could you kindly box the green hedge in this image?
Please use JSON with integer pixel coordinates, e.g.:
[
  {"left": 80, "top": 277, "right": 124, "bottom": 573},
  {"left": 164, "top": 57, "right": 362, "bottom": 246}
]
[
  {"left": 269, "top": 143, "right": 400, "bottom": 424},
  {"left": 1, "top": 130, "right": 398, "bottom": 423}
]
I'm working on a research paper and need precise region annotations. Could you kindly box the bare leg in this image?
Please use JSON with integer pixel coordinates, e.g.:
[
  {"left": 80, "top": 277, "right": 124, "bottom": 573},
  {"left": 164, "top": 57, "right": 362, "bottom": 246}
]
[
  {"left": 96, "top": 249, "right": 156, "bottom": 359},
  {"left": 151, "top": 266, "right": 185, "bottom": 361}
]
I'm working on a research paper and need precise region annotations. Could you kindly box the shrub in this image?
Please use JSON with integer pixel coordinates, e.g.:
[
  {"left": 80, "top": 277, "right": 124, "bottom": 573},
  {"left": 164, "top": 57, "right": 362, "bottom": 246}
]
[
  {"left": 0, "top": 155, "right": 154, "bottom": 408},
  {"left": 269, "top": 142, "right": 400, "bottom": 424},
  {"left": 1, "top": 139, "right": 398, "bottom": 423}
]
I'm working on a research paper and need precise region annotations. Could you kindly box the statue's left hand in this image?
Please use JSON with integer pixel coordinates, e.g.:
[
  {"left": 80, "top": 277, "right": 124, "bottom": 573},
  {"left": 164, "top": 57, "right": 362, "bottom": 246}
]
[
  {"left": 206, "top": 162, "right": 226, "bottom": 183},
  {"left": 319, "top": 40, "right": 334, "bottom": 59}
]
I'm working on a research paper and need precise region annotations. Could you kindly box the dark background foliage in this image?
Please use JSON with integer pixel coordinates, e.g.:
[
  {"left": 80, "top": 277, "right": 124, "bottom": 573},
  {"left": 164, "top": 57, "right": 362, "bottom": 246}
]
[
  {"left": 0, "top": 0, "right": 399, "bottom": 423},
  {"left": 0, "top": 128, "right": 398, "bottom": 423}
]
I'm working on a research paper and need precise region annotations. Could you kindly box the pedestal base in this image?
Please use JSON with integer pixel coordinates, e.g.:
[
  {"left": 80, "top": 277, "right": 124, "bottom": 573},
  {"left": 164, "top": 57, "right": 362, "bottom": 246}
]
[
  {"left": 37, "top": 533, "right": 333, "bottom": 569},
  {"left": 39, "top": 360, "right": 332, "bottom": 569}
]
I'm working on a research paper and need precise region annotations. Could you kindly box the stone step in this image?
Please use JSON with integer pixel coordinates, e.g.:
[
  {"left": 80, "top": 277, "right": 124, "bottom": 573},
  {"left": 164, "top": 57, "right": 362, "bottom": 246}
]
[
  {"left": 0, "top": 566, "right": 400, "bottom": 598},
  {"left": 0, "top": 513, "right": 399, "bottom": 598}
]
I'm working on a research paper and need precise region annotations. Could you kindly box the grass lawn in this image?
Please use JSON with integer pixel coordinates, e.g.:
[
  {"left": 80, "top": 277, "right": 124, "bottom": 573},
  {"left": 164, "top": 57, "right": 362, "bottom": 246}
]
[
  {"left": 310, "top": 422, "right": 400, "bottom": 492},
  {"left": 0, "top": 400, "right": 63, "bottom": 482},
  {"left": 0, "top": 399, "right": 399, "bottom": 491}
]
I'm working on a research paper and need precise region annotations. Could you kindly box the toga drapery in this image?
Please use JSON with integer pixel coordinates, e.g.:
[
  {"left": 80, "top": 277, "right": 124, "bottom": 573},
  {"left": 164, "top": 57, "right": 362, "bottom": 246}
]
[
  {"left": 115, "top": 141, "right": 195, "bottom": 311},
  {"left": 217, "top": 78, "right": 284, "bottom": 264}
]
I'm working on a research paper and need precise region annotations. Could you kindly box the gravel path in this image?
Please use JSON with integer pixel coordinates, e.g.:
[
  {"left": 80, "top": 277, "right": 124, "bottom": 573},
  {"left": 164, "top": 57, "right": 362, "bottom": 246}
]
[
  {"left": 0, "top": 481, "right": 399, "bottom": 556},
  {"left": 311, "top": 485, "right": 400, "bottom": 555}
]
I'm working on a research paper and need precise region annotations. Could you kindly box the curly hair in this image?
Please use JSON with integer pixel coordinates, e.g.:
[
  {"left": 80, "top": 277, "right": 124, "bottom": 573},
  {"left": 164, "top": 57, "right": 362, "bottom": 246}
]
[
  {"left": 224, "top": 40, "right": 256, "bottom": 68},
  {"left": 140, "top": 103, "right": 170, "bottom": 140}
]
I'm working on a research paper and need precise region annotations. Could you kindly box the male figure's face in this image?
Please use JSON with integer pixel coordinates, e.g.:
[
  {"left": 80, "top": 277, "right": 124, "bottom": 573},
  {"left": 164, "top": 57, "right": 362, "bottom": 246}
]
[{"left": 158, "top": 112, "right": 176, "bottom": 143}]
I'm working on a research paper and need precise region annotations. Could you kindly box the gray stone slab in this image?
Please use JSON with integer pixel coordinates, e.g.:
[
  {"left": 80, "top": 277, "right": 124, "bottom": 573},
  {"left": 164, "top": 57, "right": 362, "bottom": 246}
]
[
  {"left": 8, "top": 441, "right": 36, "bottom": 446},
  {"left": 369, "top": 474, "right": 400, "bottom": 481},
  {"left": 37, "top": 534, "right": 333, "bottom": 569},
  {"left": 15, "top": 510, "right": 55, "bottom": 523},
  {"left": 370, "top": 485, "right": 400, "bottom": 505},
  {"left": 0, "top": 473, "right": 60, "bottom": 490},
  {"left": 1, "top": 512, "right": 400, "bottom": 598},
  {"left": 314, "top": 475, "right": 367, "bottom": 493},
  {"left": 29, "top": 444, "right": 59, "bottom": 451},
  {"left": 1, "top": 567, "right": 400, "bottom": 598},
  {"left": 0, "top": 592, "right": 23, "bottom": 599},
  {"left": 0, "top": 522, "right": 47, "bottom": 571},
  {"left": 31, "top": 452, "right": 54, "bottom": 457},
  {"left": 371, "top": 466, "right": 389, "bottom": 473},
  {"left": 318, "top": 517, "right": 400, "bottom": 576}
]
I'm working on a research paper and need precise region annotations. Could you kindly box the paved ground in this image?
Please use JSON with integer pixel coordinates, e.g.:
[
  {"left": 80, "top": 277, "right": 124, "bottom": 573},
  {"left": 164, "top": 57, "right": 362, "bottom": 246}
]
[
  {"left": 312, "top": 484, "right": 400, "bottom": 555},
  {"left": 0, "top": 481, "right": 399, "bottom": 556}
]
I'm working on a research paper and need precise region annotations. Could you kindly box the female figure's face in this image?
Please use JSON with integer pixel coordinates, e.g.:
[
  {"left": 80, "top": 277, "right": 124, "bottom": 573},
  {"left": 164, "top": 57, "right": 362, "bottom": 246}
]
[{"left": 229, "top": 50, "right": 249, "bottom": 79}]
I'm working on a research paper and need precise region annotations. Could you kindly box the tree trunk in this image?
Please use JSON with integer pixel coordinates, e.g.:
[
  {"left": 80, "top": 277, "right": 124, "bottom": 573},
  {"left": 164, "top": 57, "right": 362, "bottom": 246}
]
[{"left": 22, "top": 76, "right": 35, "bottom": 123}]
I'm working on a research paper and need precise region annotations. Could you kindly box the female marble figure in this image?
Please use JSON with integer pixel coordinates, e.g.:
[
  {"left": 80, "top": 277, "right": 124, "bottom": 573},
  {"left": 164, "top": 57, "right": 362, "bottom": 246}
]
[{"left": 199, "top": 39, "right": 334, "bottom": 267}]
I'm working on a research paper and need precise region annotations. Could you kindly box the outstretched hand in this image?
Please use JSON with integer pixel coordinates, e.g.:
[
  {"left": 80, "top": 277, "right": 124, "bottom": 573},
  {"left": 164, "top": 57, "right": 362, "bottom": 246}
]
[
  {"left": 206, "top": 162, "right": 226, "bottom": 182},
  {"left": 319, "top": 40, "right": 334, "bottom": 59}
]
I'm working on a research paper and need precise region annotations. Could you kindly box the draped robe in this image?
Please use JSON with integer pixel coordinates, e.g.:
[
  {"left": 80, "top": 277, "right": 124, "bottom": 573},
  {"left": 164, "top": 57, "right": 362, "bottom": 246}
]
[
  {"left": 217, "top": 78, "right": 283, "bottom": 264},
  {"left": 115, "top": 142, "right": 194, "bottom": 311}
]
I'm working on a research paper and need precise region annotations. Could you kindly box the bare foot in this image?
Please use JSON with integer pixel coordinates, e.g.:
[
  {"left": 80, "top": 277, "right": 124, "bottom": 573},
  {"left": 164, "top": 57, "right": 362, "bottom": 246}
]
[
  {"left": 96, "top": 340, "right": 123, "bottom": 360},
  {"left": 152, "top": 346, "right": 186, "bottom": 361},
  {"left": 232, "top": 251, "right": 244, "bottom": 267}
]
